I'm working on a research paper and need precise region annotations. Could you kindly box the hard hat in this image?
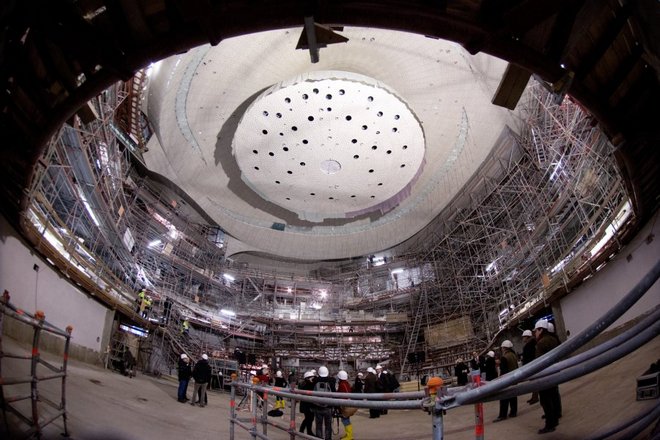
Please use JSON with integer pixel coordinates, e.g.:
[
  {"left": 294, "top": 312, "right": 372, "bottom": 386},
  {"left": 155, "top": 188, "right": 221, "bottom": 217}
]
[
  {"left": 311, "top": 369, "right": 317, "bottom": 376},
  {"left": 276, "top": 371, "right": 282, "bottom": 378},
  {"left": 547, "top": 322, "right": 555, "bottom": 333},
  {"left": 337, "top": 370, "right": 348, "bottom": 380},
  {"left": 250, "top": 370, "right": 257, "bottom": 376},
  {"left": 376, "top": 365, "right": 383, "bottom": 370},
  {"left": 487, "top": 350, "right": 495, "bottom": 358},
  {"left": 383, "top": 370, "right": 388, "bottom": 374},
  {"left": 181, "top": 353, "right": 188, "bottom": 359},
  {"left": 304, "top": 371, "right": 314, "bottom": 379},
  {"left": 534, "top": 319, "right": 549, "bottom": 330},
  {"left": 318, "top": 366, "right": 329, "bottom": 377},
  {"left": 456, "top": 358, "right": 463, "bottom": 363},
  {"left": 262, "top": 364, "right": 269, "bottom": 370},
  {"left": 202, "top": 354, "right": 208, "bottom": 360},
  {"left": 501, "top": 340, "right": 513, "bottom": 349},
  {"left": 366, "top": 367, "right": 376, "bottom": 374},
  {"left": 357, "top": 372, "right": 363, "bottom": 377},
  {"left": 522, "top": 329, "right": 533, "bottom": 337}
]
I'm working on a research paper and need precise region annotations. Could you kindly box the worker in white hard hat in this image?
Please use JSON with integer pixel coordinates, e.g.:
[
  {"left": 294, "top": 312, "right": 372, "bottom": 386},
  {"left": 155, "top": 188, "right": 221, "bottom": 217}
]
[
  {"left": 336, "top": 370, "right": 355, "bottom": 440},
  {"left": 353, "top": 371, "right": 364, "bottom": 393},
  {"left": 545, "top": 322, "right": 563, "bottom": 419},
  {"left": 493, "top": 340, "right": 519, "bottom": 422},
  {"left": 484, "top": 350, "right": 498, "bottom": 381},
  {"left": 273, "top": 370, "right": 288, "bottom": 409},
  {"left": 313, "top": 366, "right": 335, "bottom": 440},
  {"left": 177, "top": 353, "right": 192, "bottom": 402},
  {"left": 190, "top": 354, "right": 211, "bottom": 407},
  {"left": 455, "top": 357, "right": 469, "bottom": 386},
  {"left": 534, "top": 318, "right": 561, "bottom": 434},
  {"left": 298, "top": 371, "right": 316, "bottom": 435},
  {"left": 364, "top": 367, "right": 380, "bottom": 418},
  {"left": 522, "top": 328, "right": 539, "bottom": 404}
]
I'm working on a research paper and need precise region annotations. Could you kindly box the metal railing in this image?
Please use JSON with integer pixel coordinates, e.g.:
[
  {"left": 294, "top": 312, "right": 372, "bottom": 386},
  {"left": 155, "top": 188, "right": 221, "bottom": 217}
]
[
  {"left": 0, "top": 290, "right": 72, "bottom": 439},
  {"left": 227, "top": 260, "right": 660, "bottom": 439}
]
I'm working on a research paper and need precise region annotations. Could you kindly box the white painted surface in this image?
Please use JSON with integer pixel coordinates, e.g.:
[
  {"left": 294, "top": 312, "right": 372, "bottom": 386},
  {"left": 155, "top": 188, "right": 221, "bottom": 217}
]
[
  {"left": 0, "top": 215, "right": 109, "bottom": 351},
  {"left": 560, "top": 213, "right": 660, "bottom": 336}
]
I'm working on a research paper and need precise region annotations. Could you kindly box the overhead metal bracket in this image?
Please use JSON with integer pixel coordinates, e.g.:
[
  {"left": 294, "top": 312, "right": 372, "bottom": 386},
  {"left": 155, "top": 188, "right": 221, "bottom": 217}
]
[{"left": 296, "top": 16, "right": 348, "bottom": 63}]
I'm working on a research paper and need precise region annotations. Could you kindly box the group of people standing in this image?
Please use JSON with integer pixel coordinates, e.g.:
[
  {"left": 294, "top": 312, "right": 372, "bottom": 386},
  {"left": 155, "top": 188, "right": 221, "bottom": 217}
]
[
  {"left": 494, "top": 318, "right": 562, "bottom": 434},
  {"left": 177, "top": 353, "right": 212, "bottom": 407},
  {"left": 454, "top": 318, "right": 563, "bottom": 435},
  {"left": 291, "top": 364, "right": 399, "bottom": 440}
]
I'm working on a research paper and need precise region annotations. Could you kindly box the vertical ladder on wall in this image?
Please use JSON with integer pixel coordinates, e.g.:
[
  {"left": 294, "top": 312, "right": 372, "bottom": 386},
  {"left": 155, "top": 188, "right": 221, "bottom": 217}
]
[{"left": 400, "top": 286, "right": 428, "bottom": 378}]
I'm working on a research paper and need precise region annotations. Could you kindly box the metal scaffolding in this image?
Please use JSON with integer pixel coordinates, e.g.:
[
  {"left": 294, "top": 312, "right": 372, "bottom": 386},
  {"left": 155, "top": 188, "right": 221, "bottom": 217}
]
[
  {"left": 0, "top": 291, "right": 72, "bottom": 439},
  {"left": 18, "top": 76, "right": 630, "bottom": 379}
]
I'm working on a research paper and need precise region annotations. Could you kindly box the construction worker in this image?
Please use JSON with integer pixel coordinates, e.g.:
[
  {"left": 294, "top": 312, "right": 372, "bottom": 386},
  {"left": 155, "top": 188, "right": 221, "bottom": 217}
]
[
  {"left": 181, "top": 319, "right": 190, "bottom": 337},
  {"left": 135, "top": 288, "right": 146, "bottom": 313},
  {"left": 141, "top": 296, "right": 153, "bottom": 318},
  {"left": 337, "top": 370, "right": 355, "bottom": 440},
  {"left": 273, "top": 370, "right": 288, "bottom": 409}
]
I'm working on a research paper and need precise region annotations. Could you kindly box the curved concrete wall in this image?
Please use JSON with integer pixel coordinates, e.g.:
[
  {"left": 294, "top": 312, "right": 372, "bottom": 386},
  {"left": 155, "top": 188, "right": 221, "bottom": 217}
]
[
  {"left": 0, "top": 215, "right": 113, "bottom": 357},
  {"left": 560, "top": 213, "right": 660, "bottom": 337}
]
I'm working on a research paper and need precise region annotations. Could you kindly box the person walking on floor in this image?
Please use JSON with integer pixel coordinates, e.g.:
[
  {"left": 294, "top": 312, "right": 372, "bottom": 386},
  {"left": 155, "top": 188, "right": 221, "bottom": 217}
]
[
  {"left": 493, "top": 340, "right": 519, "bottom": 422},
  {"left": 298, "top": 371, "right": 316, "bottom": 435},
  {"left": 312, "top": 366, "right": 335, "bottom": 440},
  {"left": 177, "top": 353, "right": 192, "bottom": 402},
  {"left": 337, "top": 370, "right": 355, "bottom": 440},
  {"left": 190, "top": 354, "right": 211, "bottom": 407},
  {"left": 534, "top": 319, "right": 561, "bottom": 434}
]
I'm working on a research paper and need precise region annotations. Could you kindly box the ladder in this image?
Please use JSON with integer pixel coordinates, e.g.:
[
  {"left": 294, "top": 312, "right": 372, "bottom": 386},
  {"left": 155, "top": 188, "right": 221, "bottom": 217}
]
[{"left": 400, "top": 286, "right": 428, "bottom": 377}]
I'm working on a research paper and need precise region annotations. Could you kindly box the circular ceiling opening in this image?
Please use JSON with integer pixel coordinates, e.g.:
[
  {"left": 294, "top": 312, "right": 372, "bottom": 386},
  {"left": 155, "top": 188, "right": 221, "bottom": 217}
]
[{"left": 232, "top": 71, "right": 426, "bottom": 222}]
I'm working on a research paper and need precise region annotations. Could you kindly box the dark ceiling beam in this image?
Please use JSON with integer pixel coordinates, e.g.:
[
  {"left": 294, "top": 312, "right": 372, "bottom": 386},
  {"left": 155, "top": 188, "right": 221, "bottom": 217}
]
[
  {"left": 573, "top": 3, "right": 633, "bottom": 80},
  {"left": 502, "top": 0, "right": 572, "bottom": 36},
  {"left": 601, "top": 44, "right": 644, "bottom": 100},
  {"left": 543, "top": 0, "right": 585, "bottom": 61},
  {"left": 172, "top": 0, "right": 223, "bottom": 46}
]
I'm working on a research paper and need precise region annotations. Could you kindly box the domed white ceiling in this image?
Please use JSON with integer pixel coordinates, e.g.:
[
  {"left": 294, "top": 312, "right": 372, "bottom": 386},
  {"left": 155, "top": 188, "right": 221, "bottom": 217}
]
[
  {"left": 233, "top": 71, "right": 426, "bottom": 222},
  {"left": 144, "top": 27, "right": 514, "bottom": 260}
]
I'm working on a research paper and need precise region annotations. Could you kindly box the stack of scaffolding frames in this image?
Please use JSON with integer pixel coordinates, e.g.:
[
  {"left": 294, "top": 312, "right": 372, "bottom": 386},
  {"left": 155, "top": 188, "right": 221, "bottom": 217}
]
[
  {"left": 19, "top": 76, "right": 632, "bottom": 381},
  {"left": 0, "top": 290, "right": 71, "bottom": 439}
]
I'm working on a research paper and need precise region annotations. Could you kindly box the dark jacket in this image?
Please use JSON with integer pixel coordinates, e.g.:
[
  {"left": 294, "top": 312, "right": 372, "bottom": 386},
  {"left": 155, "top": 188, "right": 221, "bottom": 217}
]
[
  {"left": 299, "top": 378, "right": 315, "bottom": 413},
  {"left": 500, "top": 350, "right": 519, "bottom": 375},
  {"left": 178, "top": 358, "right": 192, "bottom": 381},
  {"left": 535, "top": 332, "right": 559, "bottom": 358},
  {"left": 192, "top": 359, "right": 212, "bottom": 383},
  {"left": 384, "top": 372, "right": 400, "bottom": 391},
  {"left": 353, "top": 377, "right": 364, "bottom": 393},
  {"left": 364, "top": 372, "right": 378, "bottom": 393},
  {"left": 522, "top": 338, "right": 537, "bottom": 365},
  {"left": 274, "top": 376, "right": 288, "bottom": 388},
  {"left": 484, "top": 356, "right": 498, "bottom": 381},
  {"left": 455, "top": 362, "right": 469, "bottom": 385}
]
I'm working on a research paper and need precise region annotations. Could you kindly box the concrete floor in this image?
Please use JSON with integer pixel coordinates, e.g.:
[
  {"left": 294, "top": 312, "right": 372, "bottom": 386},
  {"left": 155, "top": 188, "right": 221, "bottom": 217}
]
[{"left": 1, "top": 336, "right": 658, "bottom": 440}]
